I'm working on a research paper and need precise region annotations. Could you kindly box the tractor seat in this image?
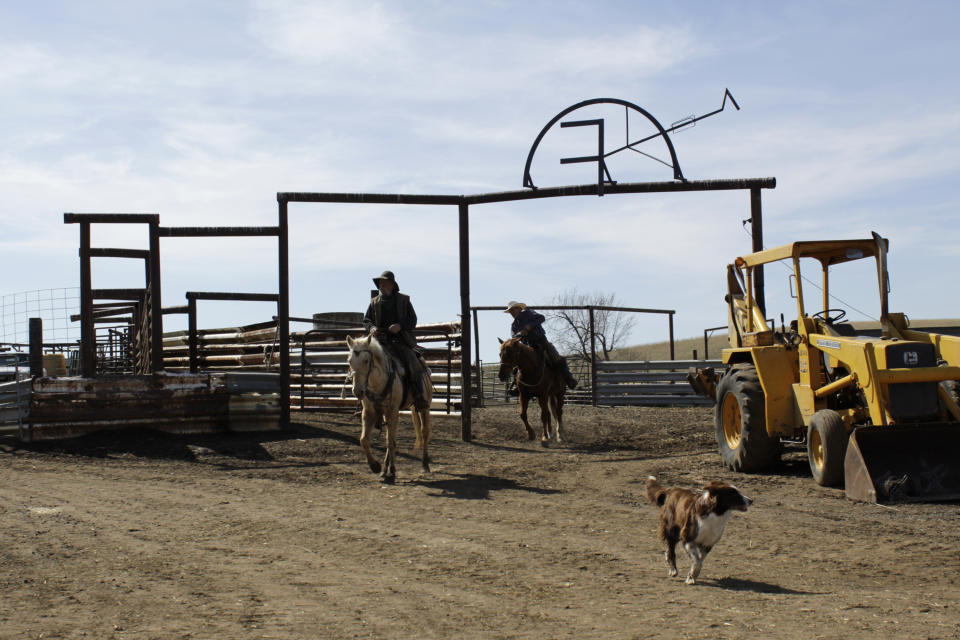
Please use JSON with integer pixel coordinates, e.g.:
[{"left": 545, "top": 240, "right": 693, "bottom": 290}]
[{"left": 821, "top": 322, "right": 857, "bottom": 337}]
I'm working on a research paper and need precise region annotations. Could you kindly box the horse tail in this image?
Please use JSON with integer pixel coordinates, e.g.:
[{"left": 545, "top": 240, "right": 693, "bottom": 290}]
[{"left": 412, "top": 410, "right": 424, "bottom": 452}]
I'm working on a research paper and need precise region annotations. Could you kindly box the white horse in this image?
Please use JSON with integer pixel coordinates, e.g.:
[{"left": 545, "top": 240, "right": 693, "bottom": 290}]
[{"left": 345, "top": 334, "right": 433, "bottom": 483}]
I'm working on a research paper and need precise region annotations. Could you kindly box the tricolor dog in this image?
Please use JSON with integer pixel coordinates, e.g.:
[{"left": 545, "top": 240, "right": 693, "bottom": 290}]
[{"left": 646, "top": 476, "right": 752, "bottom": 584}]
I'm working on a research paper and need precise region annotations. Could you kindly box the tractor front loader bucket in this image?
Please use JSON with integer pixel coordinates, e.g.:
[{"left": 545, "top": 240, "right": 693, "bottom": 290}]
[{"left": 845, "top": 424, "right": 960, "bottom": 503}]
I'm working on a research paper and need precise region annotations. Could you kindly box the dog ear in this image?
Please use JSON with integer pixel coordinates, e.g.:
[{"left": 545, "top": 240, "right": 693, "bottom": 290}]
[
  {"left": 498, "top": 337, "right": 504, "bottom": 344},
  {"left": 701, "top": 487, "right": 719, "bottom": 511}
]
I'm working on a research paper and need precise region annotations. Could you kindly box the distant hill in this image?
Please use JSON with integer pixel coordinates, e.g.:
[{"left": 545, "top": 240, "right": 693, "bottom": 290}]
[
  {"left": 611, "top": 319, "right": 960, "bottom": 362},
  {"left": 613, "top": 334, "right": 728, "bottom": 362}
]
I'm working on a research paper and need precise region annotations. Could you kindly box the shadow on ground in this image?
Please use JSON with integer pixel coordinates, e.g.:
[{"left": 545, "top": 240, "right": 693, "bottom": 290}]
[
  {"left": 704, "top": 576, "right": 822, "bottom": 595},
  {"left": 0, "top": 420, "right": 356, "bottom": 463},
  {"left": 411, "top": 472, "right": 564, "bottom": 500}
]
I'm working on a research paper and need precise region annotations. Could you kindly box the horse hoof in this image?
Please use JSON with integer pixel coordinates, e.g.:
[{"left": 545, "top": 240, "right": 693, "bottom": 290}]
[
  {"left": 369, "top": 461, "right": 382, "bottom": 474},
  {"left": 540, "top": 440, "right": 549, "bottom": 448},
  {"left": 379, "top": 474, "right": 395, "bottom": 484}
]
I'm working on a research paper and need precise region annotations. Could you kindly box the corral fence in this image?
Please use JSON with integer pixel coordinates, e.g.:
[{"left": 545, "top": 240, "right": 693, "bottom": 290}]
[
  {"left": 594, "top": 359, "right": 721, "bottom": 406},
  {"left": 291, "top": 321, "right": 462, "bottom": 414},
  {"left": 474, "top": 356, "right": 719, "bottom": 407},
  {"left": 469, "top": 303, "right": 702, "bottom": 408},
  {"left": 1, "top": 315, "right": 464, "bottom": 439},
  {"left": 162, "top": 317, "right": 463, "bottom": 414},
  {"left": 0, "top": 350, "right": 31, "bottom": 439},
  {"left": 474, "top": 357, "right": 592, "bottom": 406}
]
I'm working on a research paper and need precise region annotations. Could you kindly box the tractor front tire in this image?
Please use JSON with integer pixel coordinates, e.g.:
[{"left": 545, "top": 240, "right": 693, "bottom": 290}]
[
  {"left": 714, "top": 363, "right": 780, "bottom": 472},
  {"left": 807, "top": 409, "right": 848, "bottom": 487}
]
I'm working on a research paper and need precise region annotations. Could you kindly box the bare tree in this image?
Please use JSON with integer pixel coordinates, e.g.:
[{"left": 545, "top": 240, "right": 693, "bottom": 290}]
[{"left": 546, "top": 289, "right": 638, "bottom": 360}]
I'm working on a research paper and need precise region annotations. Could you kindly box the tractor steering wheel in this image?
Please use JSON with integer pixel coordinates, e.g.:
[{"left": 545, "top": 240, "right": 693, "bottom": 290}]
[{"left": 812, "top": 308, "right": 847, "bottom": 324}]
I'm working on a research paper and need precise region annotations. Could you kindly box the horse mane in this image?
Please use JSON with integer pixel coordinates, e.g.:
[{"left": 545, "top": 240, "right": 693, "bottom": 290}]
[
  {"left": 364, "top": 334, "right": 387, "bottom": 361},
  {"left": 350, "top": 334, "right": 392, "bottom": 374},
  {"left": 503, "top": 336, "right": 536, "bottom": 353},
  {"left": 504, "top": 336, "right": 534, "bottom": 354}
]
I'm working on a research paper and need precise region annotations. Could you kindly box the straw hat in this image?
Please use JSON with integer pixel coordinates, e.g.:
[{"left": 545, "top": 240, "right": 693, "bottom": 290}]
[{"left": 504, "top": 301, "right": 526, "bottom": 313}]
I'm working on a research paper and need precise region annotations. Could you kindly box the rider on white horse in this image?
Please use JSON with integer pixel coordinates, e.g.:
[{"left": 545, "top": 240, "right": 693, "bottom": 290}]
[
  {"left": 363, "top": 270, "right": 430, "bottom": 410},
  {"left": 505, "top": 301, "right": 578, "bottom": 390}
]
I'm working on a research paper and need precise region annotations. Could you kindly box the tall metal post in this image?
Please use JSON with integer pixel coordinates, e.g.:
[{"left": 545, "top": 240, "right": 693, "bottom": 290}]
[
  {"left": 589, "top": 307, "right": 597, "bottom": 406},
  {"left": 79, "top": 222, "right": 95, "bottom": 377},
  {"left": 279, "top": 199, "right": 291, "bottom": 428},
  {"left": 471, "top": 307, "right": 481, "bottom": 407},
  {"left": 458, "top": 201, "right": 472, "bottom": 441},
  {"left": 750, "top": 187, "right": 765, "bottom": 317},
  {"left": 29, "top": 318, "right": 43, "bottom": 378},
  {"left": 668, "top": 312, "right": 675, "bottom": 360},
  {"left": 148, "top": 219, "right": 164, "bottom": 372},
  {"left": 187, "top": 295, "right": 198, "bottom": 373}
]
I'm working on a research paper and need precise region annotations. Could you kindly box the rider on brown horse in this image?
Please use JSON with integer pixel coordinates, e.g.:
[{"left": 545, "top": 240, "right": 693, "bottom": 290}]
[
  {"left": 363, "top": 270, "right": 430, "bottom": 410},
  {"left": 505, "top": 301, "right": 578, "bottom": 391}
]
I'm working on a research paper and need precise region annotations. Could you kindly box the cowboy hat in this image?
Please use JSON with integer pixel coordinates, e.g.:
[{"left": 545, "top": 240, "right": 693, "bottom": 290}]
[
  {"left": 372, "top": 270, "right": 399, "bottom": 290},
  {"left": 504, "top": 301, "right": 526, "bottom": 313}
]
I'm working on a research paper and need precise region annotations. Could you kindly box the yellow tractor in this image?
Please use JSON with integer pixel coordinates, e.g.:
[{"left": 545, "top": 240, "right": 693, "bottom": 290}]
[{"left": 690, "top": 232, "right": 960, "bottom": 502}]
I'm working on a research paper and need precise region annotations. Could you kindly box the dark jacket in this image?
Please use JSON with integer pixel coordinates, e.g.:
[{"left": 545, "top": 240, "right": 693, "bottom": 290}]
[
  {"left": 510, "top": 308, "right": 547, "bottom": 342},
  {"left": 364, "top": 292, "right": 418, "bottom": 349}
]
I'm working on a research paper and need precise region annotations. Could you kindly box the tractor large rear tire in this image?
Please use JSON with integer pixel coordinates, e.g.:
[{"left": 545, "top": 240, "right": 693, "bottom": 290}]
[
  {"left": 714, "top": 363, "right": 781, "bottom": 472},
  {"left": 807, "top": 409, "right": 848, "bottom": 487}
]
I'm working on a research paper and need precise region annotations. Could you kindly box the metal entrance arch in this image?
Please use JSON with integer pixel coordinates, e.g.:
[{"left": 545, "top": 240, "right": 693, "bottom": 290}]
[{"left": 277, "top": 176, "right": 776, "bottom": 440}]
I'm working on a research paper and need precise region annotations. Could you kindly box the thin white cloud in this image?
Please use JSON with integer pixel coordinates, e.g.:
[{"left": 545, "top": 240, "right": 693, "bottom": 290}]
[
  {"left": 537, "top": 26, "right": 707, "bottom": 76},
  {"left": 246, "top": 2, "right": 705, "bottom": 102},
  {"left": 0, "top": 42, "right": 60, "bottom": 84},
  {"left": 249, "top": 0, "right": 410, "bottom": 63}
]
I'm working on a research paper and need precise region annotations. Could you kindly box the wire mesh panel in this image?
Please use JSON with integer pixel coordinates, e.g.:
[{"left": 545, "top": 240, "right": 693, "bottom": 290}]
[{"left": 0, "top": 288, "right": 80, "bottom": 344}]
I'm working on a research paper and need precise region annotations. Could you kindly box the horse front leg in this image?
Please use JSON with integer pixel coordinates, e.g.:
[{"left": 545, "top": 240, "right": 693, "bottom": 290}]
[
  {"left": 380, "top": 410, "right": 398, "bottom": 484},
  {"left": 359, "top": 401, "right": 382, "bottom": 474},
  {"left": 519, "top": 393, "right": 535, "bottom": 440},
  {"left": 537, "top": 395, "right": 552, "bottom": 445},
  {"left": 550, "top": 393, "right": 564, "bottom": 443}
]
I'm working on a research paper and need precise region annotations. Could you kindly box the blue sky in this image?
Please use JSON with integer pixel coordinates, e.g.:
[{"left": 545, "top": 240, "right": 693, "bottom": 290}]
[{"left": 1, "top": 1, "right": 958, "bottom": 362}]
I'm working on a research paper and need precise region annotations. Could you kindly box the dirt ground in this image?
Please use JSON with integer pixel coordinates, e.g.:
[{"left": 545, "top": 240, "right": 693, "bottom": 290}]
[{"left": 1, "top": 404, "right": 958, "bottom": 640}]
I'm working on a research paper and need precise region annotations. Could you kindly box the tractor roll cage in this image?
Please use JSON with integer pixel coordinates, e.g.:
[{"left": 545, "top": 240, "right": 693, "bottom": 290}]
[{"left": 731, "top": 235, "right": 892, "bottom": 335}]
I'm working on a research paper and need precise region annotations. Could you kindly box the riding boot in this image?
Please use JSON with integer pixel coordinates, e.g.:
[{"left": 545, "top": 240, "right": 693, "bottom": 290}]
[{"left": 561, "top": 358, "right": 578, "bottom": 389}]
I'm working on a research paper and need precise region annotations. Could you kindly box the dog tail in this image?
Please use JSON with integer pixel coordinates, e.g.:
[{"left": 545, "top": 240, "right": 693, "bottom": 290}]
[{"left": 646, "top": 475, "right": 668, "bottom": 507}]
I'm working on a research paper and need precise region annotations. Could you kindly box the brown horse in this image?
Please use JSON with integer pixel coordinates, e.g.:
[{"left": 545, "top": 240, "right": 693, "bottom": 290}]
[
  {"left": 497, "top": 336, "right": 566, "bottom": 445},
  {"left": 346, "top": 334, "right": 432, "bottom": 483}
]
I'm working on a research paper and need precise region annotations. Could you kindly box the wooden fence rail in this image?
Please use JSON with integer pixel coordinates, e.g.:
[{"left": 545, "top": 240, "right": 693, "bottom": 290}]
[
  {"left": 292, "top": 323, "right": 462, "bottom": 414},
  {"left": 594, "top": 359, "right": 722, "bottom": 406},
  {"left": 161, "top": 320, "right": 463, "bottom": 414}
]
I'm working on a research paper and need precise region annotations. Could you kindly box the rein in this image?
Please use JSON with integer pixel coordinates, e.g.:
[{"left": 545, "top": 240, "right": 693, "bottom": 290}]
[
  {"left": 352, "top": 347, "right": 396, "bottom": 409},
  {"left": 507, "top": 343, "right": 547, "bottom": 388}
]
